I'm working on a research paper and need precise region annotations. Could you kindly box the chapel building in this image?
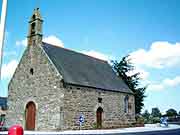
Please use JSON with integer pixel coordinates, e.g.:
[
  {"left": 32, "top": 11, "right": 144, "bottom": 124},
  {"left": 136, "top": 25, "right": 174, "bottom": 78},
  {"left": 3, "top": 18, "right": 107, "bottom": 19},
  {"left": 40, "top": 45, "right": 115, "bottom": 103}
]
[{"left": 6, "top": 8, "right": 135, "bottom": 131}]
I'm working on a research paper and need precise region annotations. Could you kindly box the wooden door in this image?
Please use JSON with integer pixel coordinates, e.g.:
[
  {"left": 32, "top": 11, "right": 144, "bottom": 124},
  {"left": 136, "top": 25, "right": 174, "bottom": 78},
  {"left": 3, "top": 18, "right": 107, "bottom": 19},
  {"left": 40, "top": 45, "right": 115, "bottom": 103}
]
[
  {"left": 25, "top": 102, "right": 36, "bottom": 130},
  {"left": 96, "top": 107, "right": 103, "bottom": 128}
]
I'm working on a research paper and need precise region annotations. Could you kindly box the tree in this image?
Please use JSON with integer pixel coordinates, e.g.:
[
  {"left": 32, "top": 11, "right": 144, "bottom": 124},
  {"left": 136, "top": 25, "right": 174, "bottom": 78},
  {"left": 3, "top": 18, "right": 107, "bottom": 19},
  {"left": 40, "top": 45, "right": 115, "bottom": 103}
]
[
  {"left": 179, "top": 111, "right": 180, "bottom": 116},
  {"left": 166, "top": 109, "right": 177, "bottom": 117},
  {"left": 142, "top": 110, "right": 150, "bottom": 124},
  {"left": 112, "top": 55, "right": 146, "bottom": 114},
  {"left": 151, "top": 107, "right": 161, "bottom": 118},
  {"left": 142, "top": 110, "right": 150, "bottom": 120}
]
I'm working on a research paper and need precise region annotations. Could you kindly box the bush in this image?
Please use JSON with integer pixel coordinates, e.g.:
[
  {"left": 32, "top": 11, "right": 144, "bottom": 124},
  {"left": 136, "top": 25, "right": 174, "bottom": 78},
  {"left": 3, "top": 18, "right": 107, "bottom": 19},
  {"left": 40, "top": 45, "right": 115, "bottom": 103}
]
[
  {"left": 148, "top": 116, "right": 160, "bottom": 124},
  {"left": 152, "top": 117, "right": 160, "bottom": 123},
  {"left": 144, "top": 118, "right": 149, "bottom": 124},
  {"left": 166, "top": 109, "right": 177, "bottom": 117},
  {"left": 136, "top": 115, "right": 145, "bottom": 124}
]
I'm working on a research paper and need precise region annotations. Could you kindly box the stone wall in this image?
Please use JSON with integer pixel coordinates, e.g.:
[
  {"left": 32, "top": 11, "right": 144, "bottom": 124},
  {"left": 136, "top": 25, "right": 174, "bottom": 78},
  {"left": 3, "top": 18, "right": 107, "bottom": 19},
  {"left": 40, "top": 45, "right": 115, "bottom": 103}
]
[
  {"left": 6, "top": 44, "right": 65, "bottom": 131},
  {"left": 6, "top": 43, "right": 135, "bottom": 131},
  {"left": 63, "top": 85, "right": 135, "bottom": 130}
]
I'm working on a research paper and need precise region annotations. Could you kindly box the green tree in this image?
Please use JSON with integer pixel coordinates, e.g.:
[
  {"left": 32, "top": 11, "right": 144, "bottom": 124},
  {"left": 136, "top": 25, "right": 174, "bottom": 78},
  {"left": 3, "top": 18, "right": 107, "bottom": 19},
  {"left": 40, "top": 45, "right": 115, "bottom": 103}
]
[
  {"left": 112, "top": 55, "right": 146, "bottom": 114},
  {"left": 142, "top": 110, "right": 150, "bottom": 119},
  {"left": 142, "top": 110, "right": 150, "bottom": 123},
  {"left": 151, "top": 107, "right": 161, "bottom": 118},
  {"left": 166, "top": 109, "right": 177, "bottom": 117}
]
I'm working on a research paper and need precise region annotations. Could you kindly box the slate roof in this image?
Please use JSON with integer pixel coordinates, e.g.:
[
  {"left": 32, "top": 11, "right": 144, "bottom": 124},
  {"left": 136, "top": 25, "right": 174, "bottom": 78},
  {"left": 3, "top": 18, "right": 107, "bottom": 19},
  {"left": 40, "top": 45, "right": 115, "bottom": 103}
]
[{"left": 42, "top": 42, "right": 133, "bottom": 94}]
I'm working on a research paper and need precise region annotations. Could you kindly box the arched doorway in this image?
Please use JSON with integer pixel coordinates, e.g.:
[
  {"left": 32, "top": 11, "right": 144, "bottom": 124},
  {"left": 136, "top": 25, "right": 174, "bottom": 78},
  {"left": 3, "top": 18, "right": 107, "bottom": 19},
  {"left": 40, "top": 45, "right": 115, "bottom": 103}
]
[
  {"left": 25, "top": 101, "right": 36, "bottom": 130},
  {"left": 96, "top": 107, "right": 103, "bottom": 128}
]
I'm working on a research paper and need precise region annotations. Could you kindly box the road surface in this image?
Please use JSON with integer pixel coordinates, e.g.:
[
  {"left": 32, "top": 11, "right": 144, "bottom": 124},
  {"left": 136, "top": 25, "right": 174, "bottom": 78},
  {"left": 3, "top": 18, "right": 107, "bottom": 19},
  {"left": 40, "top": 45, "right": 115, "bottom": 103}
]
[
  {"left": 116, "top": 128, "right": 180, "bottom": 135},
  {"left": 0, "top": 129, "right": 180, "bottom": 135}
]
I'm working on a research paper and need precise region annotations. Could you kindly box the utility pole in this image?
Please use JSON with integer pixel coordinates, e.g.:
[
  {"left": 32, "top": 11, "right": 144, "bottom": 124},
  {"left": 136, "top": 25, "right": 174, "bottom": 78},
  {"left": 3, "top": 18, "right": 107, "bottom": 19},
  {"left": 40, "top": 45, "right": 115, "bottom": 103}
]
[{"left": 0, "top": 0, "right": 7, "bottom": 81}]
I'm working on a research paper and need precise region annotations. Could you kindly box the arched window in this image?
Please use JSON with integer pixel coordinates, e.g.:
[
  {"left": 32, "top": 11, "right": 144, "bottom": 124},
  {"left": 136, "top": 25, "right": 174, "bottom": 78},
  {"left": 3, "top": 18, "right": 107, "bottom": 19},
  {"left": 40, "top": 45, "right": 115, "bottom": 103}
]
[{"left": 124, "top": 95, "right": 129, "bottom": 113}]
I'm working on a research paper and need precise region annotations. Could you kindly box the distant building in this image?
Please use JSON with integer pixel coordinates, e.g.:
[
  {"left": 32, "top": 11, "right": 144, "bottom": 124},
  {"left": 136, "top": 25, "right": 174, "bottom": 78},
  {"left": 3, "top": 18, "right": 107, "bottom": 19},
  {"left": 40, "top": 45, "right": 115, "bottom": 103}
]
[
  {"left": 6, "top": 9, "right": 135, "bottom": 131},
  {"left": 0, "top": 97, "right": 7, "bottom": 115}
]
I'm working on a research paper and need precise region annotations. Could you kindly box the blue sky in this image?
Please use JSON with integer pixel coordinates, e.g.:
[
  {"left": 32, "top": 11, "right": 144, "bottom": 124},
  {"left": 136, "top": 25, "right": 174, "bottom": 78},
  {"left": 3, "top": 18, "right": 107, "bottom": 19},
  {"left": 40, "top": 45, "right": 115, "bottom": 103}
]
[{"left": 1, "top": 0, "right": 180, "bottom": 114}]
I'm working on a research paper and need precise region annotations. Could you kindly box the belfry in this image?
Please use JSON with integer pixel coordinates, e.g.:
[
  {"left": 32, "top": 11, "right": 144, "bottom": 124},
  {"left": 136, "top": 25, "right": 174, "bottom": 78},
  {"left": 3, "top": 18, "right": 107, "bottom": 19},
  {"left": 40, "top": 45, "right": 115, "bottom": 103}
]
[{"left": 27, "top": 8, "right": 43, "bottom": 46}]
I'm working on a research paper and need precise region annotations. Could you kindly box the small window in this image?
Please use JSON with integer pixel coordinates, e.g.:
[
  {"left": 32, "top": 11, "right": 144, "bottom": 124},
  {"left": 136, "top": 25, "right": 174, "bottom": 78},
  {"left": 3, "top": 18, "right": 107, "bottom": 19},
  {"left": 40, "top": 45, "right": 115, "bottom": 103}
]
[
  {"left": 124, "top": 95, "right": 129, "bottom": 113},
  {"left": 31, "top": 23, "right": 36, "bottom": 34},
  {"left": 32, "top": 22, "right": 35, "bottom": 28},
  {"left": 98, "top": 97, "right": 102, "bottom": 103},
  {"left": 30, "top": 68, "right": 34, "bottom": 75},
  {"left": 32, "top": 14, "right": 36, "bottom": 19}
]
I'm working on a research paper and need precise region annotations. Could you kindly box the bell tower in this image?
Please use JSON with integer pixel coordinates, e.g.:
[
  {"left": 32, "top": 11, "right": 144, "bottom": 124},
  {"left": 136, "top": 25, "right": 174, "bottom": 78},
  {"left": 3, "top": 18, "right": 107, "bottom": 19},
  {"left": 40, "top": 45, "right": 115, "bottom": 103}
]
[{"left": 27, "top": 8, "right": 43, "bottom": 46}]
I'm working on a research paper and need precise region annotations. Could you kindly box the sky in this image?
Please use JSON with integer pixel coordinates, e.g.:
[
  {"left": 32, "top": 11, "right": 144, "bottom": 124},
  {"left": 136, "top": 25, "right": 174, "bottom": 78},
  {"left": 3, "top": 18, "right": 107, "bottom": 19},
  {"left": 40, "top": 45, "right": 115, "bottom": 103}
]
[{"left": 0, "top": 0, "right": 180, "bottom": 114}]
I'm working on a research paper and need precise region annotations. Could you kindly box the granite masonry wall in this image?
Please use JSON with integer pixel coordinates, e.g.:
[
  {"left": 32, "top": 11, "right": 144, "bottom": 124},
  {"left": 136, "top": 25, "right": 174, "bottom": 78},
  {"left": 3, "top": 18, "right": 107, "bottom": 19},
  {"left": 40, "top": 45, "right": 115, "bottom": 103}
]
[
  {"left": 6, "top": 44, "right": 65, "bottom": 131},
  {"left": 63, "top": 85, "right": 135, "bottom": 130},
  {"left": 6, "top": 43, "right": 135, "bottom": 131}
]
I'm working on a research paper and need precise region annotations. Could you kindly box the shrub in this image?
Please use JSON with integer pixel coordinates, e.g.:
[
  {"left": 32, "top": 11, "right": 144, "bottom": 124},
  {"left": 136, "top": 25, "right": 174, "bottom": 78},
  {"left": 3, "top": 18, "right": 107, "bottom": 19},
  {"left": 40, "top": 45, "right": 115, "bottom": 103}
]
[
  {"left": 148, "top": 116, "right": 160, "bottom": 124},
  {"left": 136, "top": 115, "right": 145, "bottom": 124}
]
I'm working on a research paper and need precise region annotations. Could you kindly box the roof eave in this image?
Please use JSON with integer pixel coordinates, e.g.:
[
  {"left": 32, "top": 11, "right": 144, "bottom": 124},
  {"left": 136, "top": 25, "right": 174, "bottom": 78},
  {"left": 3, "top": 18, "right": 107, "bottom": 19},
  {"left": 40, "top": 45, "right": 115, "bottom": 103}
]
[{"left": 64, "top": 82, "right": 134, "bottom": 95}]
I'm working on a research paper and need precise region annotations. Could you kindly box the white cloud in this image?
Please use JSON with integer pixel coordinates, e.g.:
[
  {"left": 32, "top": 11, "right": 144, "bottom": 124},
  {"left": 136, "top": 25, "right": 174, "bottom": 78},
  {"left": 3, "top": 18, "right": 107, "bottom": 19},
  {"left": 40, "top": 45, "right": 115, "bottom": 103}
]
[
  {"left": 81, "top": 50, "right": 114, "bottom": 61},
  {"left": 148, "top": 76, "right": 180, "bottom": 91},
  {"left": 43, "top": 35, "right": 64, "bottom": 47},
  {"left": 163, "top": 76, "right": 180, "bottom": 87},
  {"left": 130, "top": 41, "right": 180, "bottom": 69},
  {"left": 149, "top": 84, "right": 164, "bottom": 91},
  {"left": 126, "top": 67, "right": 149, "bottom": 80},
  {"left": 16, "top": 38, "right": 27, "bottom": 47},
  {"left": 1, "top": 60, "right": 18, "bottom": 79},
  {"left": 139, "top": 69, "right": 149, "bottom": 80},
  {"left": 16, "top": 35, "right": 64, "bottom": 48}
]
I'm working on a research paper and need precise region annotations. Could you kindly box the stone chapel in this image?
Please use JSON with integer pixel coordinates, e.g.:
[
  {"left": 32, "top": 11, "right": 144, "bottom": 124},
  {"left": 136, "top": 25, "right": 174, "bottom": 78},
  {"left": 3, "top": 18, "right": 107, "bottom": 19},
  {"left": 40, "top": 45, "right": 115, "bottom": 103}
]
[{"left": 6, "top": 8, "right": 135, "bottom": 131}]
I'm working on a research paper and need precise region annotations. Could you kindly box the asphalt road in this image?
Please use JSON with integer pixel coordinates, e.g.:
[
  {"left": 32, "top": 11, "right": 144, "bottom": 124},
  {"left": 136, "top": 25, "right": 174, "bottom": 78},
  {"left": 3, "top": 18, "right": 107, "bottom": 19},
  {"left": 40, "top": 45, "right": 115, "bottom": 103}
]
[
  {"left": 31, "top": 129, "right": 180, "bottom": 135},
  {"left": 117, "top": 129, "right": 180, "bottom": 135}
]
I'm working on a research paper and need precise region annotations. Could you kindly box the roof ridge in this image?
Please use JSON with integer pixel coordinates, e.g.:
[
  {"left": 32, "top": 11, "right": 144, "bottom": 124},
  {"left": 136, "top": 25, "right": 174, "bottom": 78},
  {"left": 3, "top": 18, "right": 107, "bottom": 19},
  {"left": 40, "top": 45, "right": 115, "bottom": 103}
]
[{"left": 42, "top": 42, "right": 108, "bottom": 63}]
